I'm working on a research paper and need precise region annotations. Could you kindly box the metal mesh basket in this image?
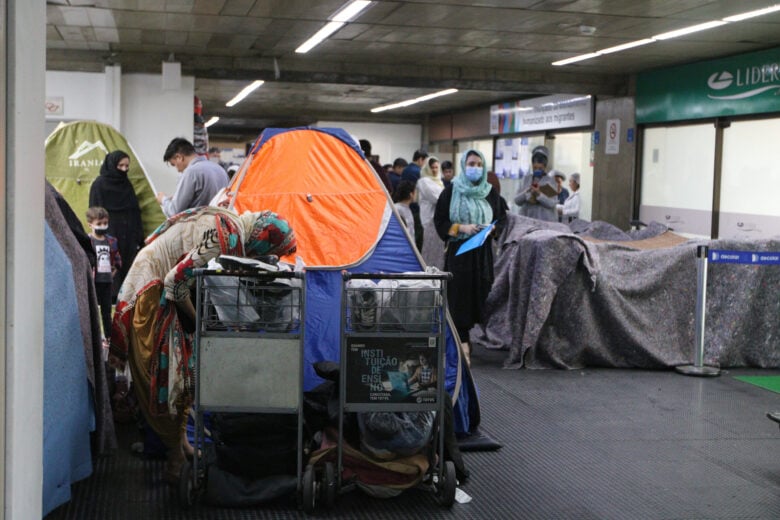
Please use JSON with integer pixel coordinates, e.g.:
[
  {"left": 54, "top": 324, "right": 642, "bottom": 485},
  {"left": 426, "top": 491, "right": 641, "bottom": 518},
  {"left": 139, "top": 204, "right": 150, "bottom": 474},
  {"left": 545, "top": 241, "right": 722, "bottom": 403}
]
[
  {"left": 345, "top": 280, "right": 443, "bottom": 333},
  {"left": 200, "top": 274, "right": 302, "bottom": 333}
]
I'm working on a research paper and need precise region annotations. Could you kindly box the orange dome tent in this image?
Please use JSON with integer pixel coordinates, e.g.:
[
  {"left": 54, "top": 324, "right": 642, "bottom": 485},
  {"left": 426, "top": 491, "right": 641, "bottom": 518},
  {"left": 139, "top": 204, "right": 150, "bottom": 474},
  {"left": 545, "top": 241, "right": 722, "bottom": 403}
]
[
  {"left": 226, "top": 127, "right": 479, "bottom": 436},
  {"left": 230, "top": 128, "right": 390, "bottom": 268}
]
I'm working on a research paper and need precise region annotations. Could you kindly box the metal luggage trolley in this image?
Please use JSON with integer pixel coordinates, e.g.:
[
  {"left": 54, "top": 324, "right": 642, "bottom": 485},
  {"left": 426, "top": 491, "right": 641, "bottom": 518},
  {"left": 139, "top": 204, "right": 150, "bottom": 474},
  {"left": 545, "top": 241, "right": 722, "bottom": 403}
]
[
  {"left": 179, "top": 266, "right": 306, "bottom": 508},
  {"left": 331, "top": 271, "right": 457, "bottom": 509}
]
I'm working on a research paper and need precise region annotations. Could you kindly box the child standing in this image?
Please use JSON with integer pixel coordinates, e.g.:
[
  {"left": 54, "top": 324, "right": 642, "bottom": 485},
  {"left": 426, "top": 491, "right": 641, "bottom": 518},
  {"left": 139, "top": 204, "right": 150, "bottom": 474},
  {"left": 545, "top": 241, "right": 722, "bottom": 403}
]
[
  {"left": 393, "top": 180, "right": 417, "bottom": 245},
  {"left": 86, "top": 206, "right": 122, "bottom": 341}
]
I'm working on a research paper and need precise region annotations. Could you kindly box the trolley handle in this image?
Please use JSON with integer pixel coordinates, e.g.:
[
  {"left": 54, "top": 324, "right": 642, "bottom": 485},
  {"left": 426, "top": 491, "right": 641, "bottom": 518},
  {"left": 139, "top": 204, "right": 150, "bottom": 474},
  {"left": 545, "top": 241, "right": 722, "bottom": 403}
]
[
  {"left": 194, "top": 268, "right": 304, "bottom": 280},
  {"left": 342, "top": 271, "right": 453, "bottom": 281}
]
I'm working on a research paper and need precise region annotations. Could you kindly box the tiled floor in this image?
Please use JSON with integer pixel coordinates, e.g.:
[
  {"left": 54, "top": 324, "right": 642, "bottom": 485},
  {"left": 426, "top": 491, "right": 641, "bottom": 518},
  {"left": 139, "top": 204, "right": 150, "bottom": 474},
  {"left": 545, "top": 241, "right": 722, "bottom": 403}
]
[{"left": 46, "top": 346, "right": 780, "bottom": 519}]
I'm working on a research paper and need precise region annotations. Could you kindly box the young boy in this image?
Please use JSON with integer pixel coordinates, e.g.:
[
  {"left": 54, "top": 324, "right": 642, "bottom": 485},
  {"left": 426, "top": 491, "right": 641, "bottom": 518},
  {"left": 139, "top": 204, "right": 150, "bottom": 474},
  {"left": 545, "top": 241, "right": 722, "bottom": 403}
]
[{"left": 86, "top": 206, "right": 122, "bottom": 342}]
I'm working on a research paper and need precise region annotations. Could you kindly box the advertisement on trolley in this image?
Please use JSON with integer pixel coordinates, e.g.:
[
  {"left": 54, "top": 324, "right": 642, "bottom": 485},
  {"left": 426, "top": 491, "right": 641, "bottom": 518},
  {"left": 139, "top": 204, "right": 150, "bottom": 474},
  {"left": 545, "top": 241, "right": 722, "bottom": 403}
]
[{"left": 345, "top": 336, "right": 439, "bottom": 405}]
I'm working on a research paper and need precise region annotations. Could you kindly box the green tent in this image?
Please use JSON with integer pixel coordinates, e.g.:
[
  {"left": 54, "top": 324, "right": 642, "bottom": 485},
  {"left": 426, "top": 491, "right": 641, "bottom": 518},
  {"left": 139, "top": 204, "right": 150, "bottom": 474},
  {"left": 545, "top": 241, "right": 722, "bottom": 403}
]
[{"left": 45, "top": 120, "right": 165, "bottom": 236}]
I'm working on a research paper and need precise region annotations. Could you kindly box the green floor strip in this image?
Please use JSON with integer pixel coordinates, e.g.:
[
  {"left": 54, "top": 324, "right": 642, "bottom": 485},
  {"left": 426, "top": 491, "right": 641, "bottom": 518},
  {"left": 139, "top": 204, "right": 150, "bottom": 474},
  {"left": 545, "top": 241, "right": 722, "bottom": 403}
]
[{"left": 734, "top": 375, "right": 780, "bottom": 394}]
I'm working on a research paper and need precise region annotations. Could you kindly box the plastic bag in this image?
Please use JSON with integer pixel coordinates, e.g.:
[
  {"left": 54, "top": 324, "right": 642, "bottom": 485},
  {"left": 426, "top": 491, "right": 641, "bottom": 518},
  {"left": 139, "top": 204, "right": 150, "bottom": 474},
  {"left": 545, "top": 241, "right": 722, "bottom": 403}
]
[{"left": 357, "top": 411, "right": 435, "bottom": 460}]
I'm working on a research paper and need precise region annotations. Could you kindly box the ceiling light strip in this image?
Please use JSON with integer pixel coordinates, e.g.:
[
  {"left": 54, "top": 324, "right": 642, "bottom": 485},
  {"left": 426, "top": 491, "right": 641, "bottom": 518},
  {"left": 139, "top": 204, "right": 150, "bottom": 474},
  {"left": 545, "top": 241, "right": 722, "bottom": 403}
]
[
  {"left": 332, "top": 0, "right": 372, "bottom": 22},
  {"left": 225, "top": 80, "right": 264, "bottom": 107},
  {"left": 295, "top": 22, "right": 345, "bottom": 54},
  {"left": 552, "top": 3, "right": 780, "bottom": 66},
  {"left": 598, "top": 38, "right": 655, "bottom": 55},
  {"left": 371, "top": 88, "right": 458, "bottom": 113},
  {"left": 723, "top": 4, "right": 780, "bottom": 22},
  {"left": 295, "top": 0, "right": 372, "bottom": 54},
  {"left": 204, "top": 116, "right": 220, "bottom": 128},
  {"left": 652, "top": 20, "right": 727, "bottom": 41}
]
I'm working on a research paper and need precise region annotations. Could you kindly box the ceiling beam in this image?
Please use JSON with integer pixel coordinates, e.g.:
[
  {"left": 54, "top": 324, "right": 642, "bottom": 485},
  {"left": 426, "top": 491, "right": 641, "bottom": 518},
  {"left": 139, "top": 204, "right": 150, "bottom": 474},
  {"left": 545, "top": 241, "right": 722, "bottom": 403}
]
[{"left": 46, "top": 49, "right": 629, "bottom": 96}]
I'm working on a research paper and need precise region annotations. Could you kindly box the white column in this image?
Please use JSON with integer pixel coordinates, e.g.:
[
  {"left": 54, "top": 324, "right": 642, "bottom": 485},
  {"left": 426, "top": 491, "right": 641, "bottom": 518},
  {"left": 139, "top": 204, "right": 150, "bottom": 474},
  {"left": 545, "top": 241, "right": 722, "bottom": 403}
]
[{"left": 4, "top": 0, "right": 46, "bottom": 518}]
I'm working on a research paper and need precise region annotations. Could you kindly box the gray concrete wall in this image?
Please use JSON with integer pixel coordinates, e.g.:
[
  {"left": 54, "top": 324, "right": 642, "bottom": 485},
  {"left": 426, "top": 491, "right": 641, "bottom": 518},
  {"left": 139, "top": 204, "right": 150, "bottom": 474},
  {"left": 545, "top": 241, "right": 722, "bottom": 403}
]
[{"left": 592, "top": 97, "right": 636, "bottom": 229}]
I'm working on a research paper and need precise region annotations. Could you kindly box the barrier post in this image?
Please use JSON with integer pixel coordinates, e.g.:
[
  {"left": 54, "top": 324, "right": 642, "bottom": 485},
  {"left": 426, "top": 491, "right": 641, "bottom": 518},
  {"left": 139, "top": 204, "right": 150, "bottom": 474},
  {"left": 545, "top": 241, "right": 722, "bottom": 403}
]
[{"left": 676, "top": 245, "right": 720, "bottom": 377}]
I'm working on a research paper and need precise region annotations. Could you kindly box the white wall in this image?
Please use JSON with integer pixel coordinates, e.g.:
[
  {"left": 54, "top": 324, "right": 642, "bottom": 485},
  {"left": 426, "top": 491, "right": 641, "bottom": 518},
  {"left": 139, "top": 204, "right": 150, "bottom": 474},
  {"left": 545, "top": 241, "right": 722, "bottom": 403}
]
[
  {"left": 121, "top": 73, "right": 194, "bottom": 195},
  {"left": 46, "top": 68, "right": 194, "bottom": 196},
  {"left": 315, "top": 120, "right": 422, "bottom": 166},
  {"left": 45, "top": 70, "right": 109, "bottom": 125}
]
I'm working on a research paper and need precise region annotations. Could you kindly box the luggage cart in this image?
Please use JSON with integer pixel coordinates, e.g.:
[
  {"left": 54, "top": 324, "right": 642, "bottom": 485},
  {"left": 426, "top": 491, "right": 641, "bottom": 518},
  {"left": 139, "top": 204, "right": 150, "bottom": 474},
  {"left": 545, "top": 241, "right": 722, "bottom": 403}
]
[
  {"left": 326, "top": 271, "right": 456, "bottom": 510},
  {"left": 179, "top": 267, "right": 306, "bottom": 508}
]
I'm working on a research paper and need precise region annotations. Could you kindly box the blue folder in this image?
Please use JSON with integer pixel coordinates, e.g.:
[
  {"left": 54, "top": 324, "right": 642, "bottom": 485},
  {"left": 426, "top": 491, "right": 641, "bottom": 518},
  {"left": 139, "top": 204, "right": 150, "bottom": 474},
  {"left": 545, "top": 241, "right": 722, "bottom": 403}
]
[{"left": 456, "top": 221, "right": 497, "bottom": 256}]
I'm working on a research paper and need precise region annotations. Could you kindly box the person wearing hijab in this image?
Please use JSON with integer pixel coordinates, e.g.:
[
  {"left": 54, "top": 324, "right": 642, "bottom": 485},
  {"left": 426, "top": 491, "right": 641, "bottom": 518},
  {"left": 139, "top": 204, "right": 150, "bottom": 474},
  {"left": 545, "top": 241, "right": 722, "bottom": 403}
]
[
  {"left": 434, "top": 149, "right": 506, "bottom": 365},
  {"left": 557, "top": 172, "right": 581, "bottom": 223},
  {"left": 108, "top": 206, "right": 297, "bottom": 484},
  {"left": 416, "top": 155, "right": 446, "bottom": 269},
  {"left": 89, "top": 150, "right": 146, "bottom": 295}
]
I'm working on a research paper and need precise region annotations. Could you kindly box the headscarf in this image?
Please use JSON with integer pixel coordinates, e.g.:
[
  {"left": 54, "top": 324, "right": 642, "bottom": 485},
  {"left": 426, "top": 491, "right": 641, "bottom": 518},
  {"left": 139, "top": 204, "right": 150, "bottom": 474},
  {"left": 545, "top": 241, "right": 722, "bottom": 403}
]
[
  {"left": 238, "top": 210, "right": 297, "bottom": 258},
  {"left": 146, "top": 206, "right": 296, "bottom": 258},
  {"left": 449, "top": 149, "right": 493, "bottom": 236},
  {"left": 420, "top": 155, "right": 443, "bottom": 189},
  {"left": 92, "top": 150, "right": 141, "bottom": 211}
]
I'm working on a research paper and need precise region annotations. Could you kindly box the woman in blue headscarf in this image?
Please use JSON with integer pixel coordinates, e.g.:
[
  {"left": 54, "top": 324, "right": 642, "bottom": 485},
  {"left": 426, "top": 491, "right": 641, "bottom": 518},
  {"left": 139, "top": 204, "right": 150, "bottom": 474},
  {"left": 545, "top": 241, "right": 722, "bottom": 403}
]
[{"left": 434, "top": 149, "right": 506, "bottom": 365}]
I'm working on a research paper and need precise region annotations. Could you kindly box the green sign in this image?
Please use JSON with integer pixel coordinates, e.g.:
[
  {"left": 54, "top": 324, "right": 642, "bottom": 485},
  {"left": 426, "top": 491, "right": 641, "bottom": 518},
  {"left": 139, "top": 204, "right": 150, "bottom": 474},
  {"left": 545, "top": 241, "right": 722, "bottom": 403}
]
[{"left": 637, "top": 46, "right": 780, "bottom": 124}]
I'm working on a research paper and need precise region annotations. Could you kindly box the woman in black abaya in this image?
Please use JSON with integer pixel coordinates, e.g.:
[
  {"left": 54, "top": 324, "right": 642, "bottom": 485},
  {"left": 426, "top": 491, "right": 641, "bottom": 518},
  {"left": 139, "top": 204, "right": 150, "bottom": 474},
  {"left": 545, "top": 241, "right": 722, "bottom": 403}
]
[{"left": 89, "top": 150, "right": 146, "bottom": 298}]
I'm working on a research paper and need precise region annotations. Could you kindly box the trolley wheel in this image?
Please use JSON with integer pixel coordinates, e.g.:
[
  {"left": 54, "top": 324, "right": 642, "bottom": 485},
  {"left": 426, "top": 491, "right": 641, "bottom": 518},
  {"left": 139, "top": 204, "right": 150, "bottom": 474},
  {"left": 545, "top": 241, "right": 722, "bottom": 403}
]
[
  {"left": 321, "top": 461, "right": 337, "bottom": 509},
  {"left": 302, "top": 464, "right": 316, "bottom": 513},
  {"left": 178, "top": 461, "right": 195, "bottom": 508},
  {"left": 435, "top": 461, "right": 457, "bottom": 507}
]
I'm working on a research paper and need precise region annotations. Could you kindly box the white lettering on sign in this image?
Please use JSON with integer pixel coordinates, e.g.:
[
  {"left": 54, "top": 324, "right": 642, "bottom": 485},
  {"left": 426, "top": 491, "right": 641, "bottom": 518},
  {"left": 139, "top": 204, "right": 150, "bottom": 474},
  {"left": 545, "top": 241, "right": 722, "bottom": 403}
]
[{"left": 491, "top": 94, "right": 593, "bottom": 134}]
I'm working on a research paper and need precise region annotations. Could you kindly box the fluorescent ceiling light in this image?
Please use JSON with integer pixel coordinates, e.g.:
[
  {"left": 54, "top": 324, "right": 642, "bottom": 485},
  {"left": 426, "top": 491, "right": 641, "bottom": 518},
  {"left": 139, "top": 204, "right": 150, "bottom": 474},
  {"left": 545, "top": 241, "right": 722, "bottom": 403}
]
[
  {"left": 371, "top": 88, "right": 458, "bottom": 113},
  {"left": 295, "top": 1, "right": 372, "bottom": 54},
  {"left": 225, "top": 80, "right": 264, "bottom": 107},
  {"left": 204, "top": 116, "right": 219, "bottom": 128},
  {"left": 552, "top": 4, "right": 780, "bottom": 66},
  {"left": 295, "top": 22, "right": 345, "bottom": 53},
  {"left": 598, "top": 38, "right": 655, "bottom": 55},
  {"left": 332, "top": 0, "right": 372, "bottom": 22},
  {"left": 724, "top": 4, "right": 780, "bottom": 22},
  {"left": 652, "top": 20, "right": 727, "bottom": 40},
  {"left": 552, "top": 52, "right": 601, "bottom": 66}
]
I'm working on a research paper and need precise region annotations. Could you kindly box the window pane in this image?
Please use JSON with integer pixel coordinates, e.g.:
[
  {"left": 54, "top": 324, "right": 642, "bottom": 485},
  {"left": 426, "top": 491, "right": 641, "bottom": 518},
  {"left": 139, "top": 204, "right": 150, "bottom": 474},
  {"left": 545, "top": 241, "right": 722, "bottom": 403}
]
[
  {"left": 639, "top": 124, "right": 715, "bottom": 236},
  {"left": 719, "top": 118, "right": 780, "bottom": 239}
]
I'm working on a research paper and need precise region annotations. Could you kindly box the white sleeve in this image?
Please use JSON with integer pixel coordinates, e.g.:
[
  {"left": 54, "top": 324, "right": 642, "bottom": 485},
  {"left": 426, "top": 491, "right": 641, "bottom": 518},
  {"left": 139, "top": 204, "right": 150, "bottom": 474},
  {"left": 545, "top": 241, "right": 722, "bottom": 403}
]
[
  {"left": 563, "top": 193, "right": 581, "bottom": 217},
  {"left": 416, "top": 178, "right": 443, "bottom": 203}
]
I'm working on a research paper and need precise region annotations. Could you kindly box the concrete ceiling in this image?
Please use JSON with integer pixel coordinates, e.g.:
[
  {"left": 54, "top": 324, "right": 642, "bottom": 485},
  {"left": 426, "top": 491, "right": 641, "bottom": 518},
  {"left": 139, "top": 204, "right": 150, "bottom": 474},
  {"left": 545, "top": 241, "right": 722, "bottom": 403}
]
[{"left": 46, "top": 0, "right": 780, "bottom": 139}]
